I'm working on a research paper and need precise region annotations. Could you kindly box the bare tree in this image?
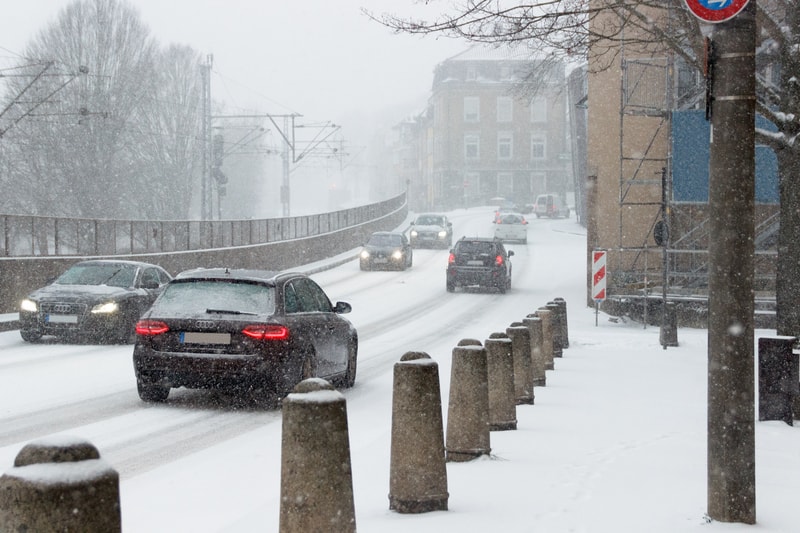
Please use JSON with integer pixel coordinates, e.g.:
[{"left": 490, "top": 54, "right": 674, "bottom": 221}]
[
  {"left": 377, "top": 0, "right": 800, "bottom": 337},
  {"left": 0, "top": 0, "right": 205, "bottom": 221}
]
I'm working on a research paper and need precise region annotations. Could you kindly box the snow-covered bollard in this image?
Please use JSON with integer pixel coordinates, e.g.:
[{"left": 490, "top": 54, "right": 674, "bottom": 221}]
[
  {"left": 523, "top": 315, "right": 547, "bottom": 387},
  {"left": 0, "top": 436, "right": 121, "bottom": 532},
  {"left": 446, "top": 343, "right": 491, "bottom": 462},
  {"left": 552, "top": 297, "right": 570, "bottom": 349},
  {"left": 279, "top": 378, "right": 356, "bottom": 533},
  {"left": 485, "top": 333, "right": 517, "bottom": 430},
  {"left": 535, "top": 308, "right": 555, "bottom": 370},
  {"left": 389, "top": 352, "right": 449, "bottom": 513},
  {"left": 506, "top": 324, "right": 534, "bottom": 405},
  {"left": 545, "top": 302, "right": 564, "bottom": 358}
]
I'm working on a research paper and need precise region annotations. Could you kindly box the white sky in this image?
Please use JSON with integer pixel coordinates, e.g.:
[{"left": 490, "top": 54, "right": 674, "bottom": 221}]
[{"left": 0, "top": 0, "right": 467, "bottom": 126}]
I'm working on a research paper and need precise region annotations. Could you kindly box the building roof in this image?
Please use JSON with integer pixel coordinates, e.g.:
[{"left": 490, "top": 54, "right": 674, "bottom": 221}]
[{"left": 445, "top": 44, "right": 544, "bottom": 62}]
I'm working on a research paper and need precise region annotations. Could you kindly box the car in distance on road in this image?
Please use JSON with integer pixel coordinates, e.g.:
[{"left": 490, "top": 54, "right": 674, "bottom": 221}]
[
  {"left": 18, "top": 259, "right": 172, "bottom": 343},
  {"left": 446, "top": 237, "right": 514, "bottom": 293},
  {"left": 533, "top": 193, "right": 570, "bottom": 218},
  {"left": 493, "top": 213, "right": 529, "bottom": 244},
  {"left": 360, "top": 231, "right": 413, "bottom": 270},
  {"left": 409, "top": 213, "right": 453, "bottom": 248},
  {"left": 132, "top": 268, "right": 358, "bottom": 403}
]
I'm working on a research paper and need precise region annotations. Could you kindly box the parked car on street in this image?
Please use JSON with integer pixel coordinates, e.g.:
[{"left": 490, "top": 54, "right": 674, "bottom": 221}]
[
  {"left": 18, "top": 259, "right": 172, "bottom": 343},
  {"left": 132, "top": 268, "right": 357, "bottom": 403},
  {"left": 409, "top": 213, "right": 453, "bottom": 248},
  {"left": 533, "top": 194, "right": 570, "bottom": 218},
  {"left": 360, "top": 231, "right": 413, "bottom": 270},
  {"left": 446, "top": 237, "right": 514, "bottom": 293},
  {"left": 493, "top": 213, "right": 529, "bottom": 243}
]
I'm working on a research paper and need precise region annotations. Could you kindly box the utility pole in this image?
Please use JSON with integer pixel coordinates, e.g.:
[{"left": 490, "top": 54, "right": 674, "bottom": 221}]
[
  {"left": 201, "top": 54, "right": 213, "bottom": 220},
  {"left": 703, "top": 0, "right": 757, "bottom": 524}
]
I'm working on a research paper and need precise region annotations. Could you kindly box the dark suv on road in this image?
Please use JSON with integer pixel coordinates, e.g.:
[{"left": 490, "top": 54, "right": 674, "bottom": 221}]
[{"left": 446, "top": 237, "right": 514, "bottom": 293}]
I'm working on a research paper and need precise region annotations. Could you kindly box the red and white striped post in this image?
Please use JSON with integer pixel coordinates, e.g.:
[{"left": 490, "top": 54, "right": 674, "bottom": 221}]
[{"left": 592, "top": 250, "right": 607, "bottom": 326}]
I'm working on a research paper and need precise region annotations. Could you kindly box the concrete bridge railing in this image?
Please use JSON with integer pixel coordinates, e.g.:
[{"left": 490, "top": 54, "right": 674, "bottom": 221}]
[{"left": 0, "top": 193, "right": 407, "bottom": 316}]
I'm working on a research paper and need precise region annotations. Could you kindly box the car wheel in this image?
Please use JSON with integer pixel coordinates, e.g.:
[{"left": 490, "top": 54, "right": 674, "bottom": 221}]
[
  {"left": 137, "top": 379, "right": 169, "bottom": 402},
  {"left": 20, "top": 329, "right": 42, "bottom": 343},
  {"left": 446, "top": 279, "right": 455, "bottom": 292},
  {"left": 302, "top": 352, "right": 318, "bottom": 380},
  {"left": 522, "top": 237, "right": 528, "bottom": 244},
  {"left": 343, "top": 340, "right": 357, "bottom": 388}
]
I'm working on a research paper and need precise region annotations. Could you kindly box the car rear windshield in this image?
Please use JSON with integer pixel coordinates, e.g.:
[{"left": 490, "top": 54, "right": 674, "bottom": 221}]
[
  {"left": 499, "top": 215, "right": 524, "bottom": 224},
  {"left": 153, "top": 280, "right": 275, "bottom": 315},
  {"left": 456, "top": 241, "right": 497, "bottom": 255},
  {"left": 56, "top": 263, "right": 136, "bottom": 288},
  {"left": 368, "top": 234, "right": 402, "bottom": 246}
]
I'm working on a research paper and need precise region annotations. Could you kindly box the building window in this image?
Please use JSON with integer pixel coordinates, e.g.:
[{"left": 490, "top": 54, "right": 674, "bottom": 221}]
[
  {"left": 464, "top": 97, "right": 480, "bottom": 122},
  {"left": 465, "top": 134, "right": 480, "bottom": 160},
  {"left": 498, "top": 132, "right": 513, "bottom": 160},
  {"left": 497, "top": 97, "right": 512, "bottom": 122},
  {"left": 531, "top": 135, "right": 546, "bottom": 160},
  {"left": 530, "top": 97, "right": 548, "bottom": 122}
]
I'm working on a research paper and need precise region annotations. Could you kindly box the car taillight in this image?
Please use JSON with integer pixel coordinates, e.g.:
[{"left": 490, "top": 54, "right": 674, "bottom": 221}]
[
  {"left": 136, "top": 320, "right": 169, "bottom": 336},
  {"left": 242, "top": 324, "right": 290, "bottom": 340},
  {"left": 495, "top": 255, "right": 504, "bottom": 266},
  {"left": 448, "top": 253, "right": 456, "bottom": 264}
]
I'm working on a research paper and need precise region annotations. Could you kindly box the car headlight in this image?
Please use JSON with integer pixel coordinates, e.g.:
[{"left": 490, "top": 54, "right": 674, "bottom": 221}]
[
  {"left": 360, "top": 250, "right": 370, "bottom": 259},
  {"left": 20, "top": 299, "right": 37, "bottom": 312},
  {"left": 91, "top": 302, "right": 119, "bottom": 314},
  {"left": 438, "top": 230, "right": 447, "bottom": 238},
  {"left": 392, "top": 250, "right": 403, "bottom": 260},
  {"left": 410, "top": 230, "right": 418, "bottom": 237}
]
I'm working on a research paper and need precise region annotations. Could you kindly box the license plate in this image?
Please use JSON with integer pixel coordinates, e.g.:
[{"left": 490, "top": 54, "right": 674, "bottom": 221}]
[
  {"left": 181, "top": 332, "right": 231, "bottom": 345},
  {"left": 46, "top": 314, "right": 78, "bottom": 324},
  {"left": 467, "top": 260, "right": 484, "bottom": 266},
  {"left": 373, "top": 258, "right": 388, "bottom": 263}
]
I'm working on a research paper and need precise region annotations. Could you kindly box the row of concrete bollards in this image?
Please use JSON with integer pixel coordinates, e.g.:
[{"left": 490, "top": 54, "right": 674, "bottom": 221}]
[{"left": 0, "top": 298, "right": 569, "bottom": 532}]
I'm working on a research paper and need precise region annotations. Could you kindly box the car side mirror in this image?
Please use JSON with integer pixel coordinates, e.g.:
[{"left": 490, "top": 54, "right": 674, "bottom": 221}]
[
  {"left": 508, "top": 250, "right": 515, "bottom": 257},
  {"left": 334, "top": 301, "right": 352, "bottom": 314}
]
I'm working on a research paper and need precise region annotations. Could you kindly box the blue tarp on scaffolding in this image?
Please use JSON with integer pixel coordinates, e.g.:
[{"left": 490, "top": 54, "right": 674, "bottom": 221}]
[{"left": 671, "top": 109, "right": 779, "bottom": 204}]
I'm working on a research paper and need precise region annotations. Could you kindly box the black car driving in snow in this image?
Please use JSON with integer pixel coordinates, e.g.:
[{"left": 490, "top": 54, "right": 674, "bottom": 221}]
[
  {"left": 132, "top": 268, "right": 358, "bottom": 403},
  {"left": 446, "top": 237, "right": 514, "bottom": 293},
  {"left": 18, "top": 259, "right": 172, "bottom": 343},
  {"left": 359, "top": 231, "right": 413, "bottom": 271}
]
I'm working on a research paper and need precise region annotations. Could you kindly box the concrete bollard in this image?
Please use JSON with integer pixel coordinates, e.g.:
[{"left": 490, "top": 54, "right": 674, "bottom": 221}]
[
  {"left": 545, "top": 302, "right": 563, "bottom": 358},
  {"left": 446, "top": 343, "right": 491, "bottom": 462},
  {"left": 523, "top": 315, "right": 547, "bottom": 387},
  {"left": 389, "top": 352, "right": 449, "bottom": 513},
  {"left": 485, "top": 333, "right": 517, "bottom": 430},
  {"left": 553, "top": 297, "right": 570, "bottom": 348},
  {"left": 0, "top": 436, "right": 121, "bottom": 532},
  {"left": 280, "top": 378, "right": 356, "bottom": 533},
  {"left": 535, "top": 308, "right": 555, "bottom": 370},
  {"left": 506, "top": 324, "right": 534, "bottom": 405}
]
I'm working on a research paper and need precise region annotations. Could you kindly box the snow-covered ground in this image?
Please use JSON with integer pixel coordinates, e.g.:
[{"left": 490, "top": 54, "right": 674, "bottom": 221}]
[{"left": 0, "top": 207, "right": 797, "bottom": 532}]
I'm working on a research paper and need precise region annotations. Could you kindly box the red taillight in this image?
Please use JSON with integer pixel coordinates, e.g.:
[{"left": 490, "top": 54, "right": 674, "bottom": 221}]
[
  {"left": 495, "top": 255, "right": 504, "bottom": 266},
  {"left": 136, "top": 320, "right": 169, "bottom": 336},
  {"left": 448, "top": 252, "right": 456, "bottom": 264},
  {"left": 242, "top": 324, "right": 290, "bottom": 341}
]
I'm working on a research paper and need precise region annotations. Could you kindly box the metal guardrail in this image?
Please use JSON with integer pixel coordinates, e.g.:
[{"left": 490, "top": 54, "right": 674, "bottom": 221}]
[{"left": 0, "top": 194, "right": 406, "bottom": 257}]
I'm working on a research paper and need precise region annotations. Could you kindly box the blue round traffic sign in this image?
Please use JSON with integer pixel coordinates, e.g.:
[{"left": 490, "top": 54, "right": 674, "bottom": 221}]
[{"left": 684, "top": 0, "right": 750, "bottom": 23}]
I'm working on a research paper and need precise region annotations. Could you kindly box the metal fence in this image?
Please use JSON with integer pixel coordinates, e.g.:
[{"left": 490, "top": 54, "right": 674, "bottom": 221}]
[{"left": 0, "top": 193, "right": 405, "bottom": 257}]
